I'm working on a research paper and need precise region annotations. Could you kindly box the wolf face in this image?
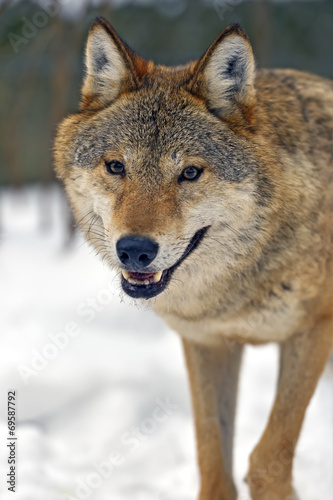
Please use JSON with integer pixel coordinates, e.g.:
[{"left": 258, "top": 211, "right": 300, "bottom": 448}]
[{"left": 54, "top": 19, "right": 276, "bottom": 301}]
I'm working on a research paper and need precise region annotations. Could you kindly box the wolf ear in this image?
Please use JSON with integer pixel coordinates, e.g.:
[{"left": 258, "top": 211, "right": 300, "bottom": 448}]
[
  {"left": 191, "top": 24, "right": 256, "bottom": 124},
  {"left": 81, "top": 17, "right": 148, "bottom": 109}
]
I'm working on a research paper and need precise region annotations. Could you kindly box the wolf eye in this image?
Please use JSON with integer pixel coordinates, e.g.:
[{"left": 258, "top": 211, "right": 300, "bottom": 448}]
[
  {"left": 105, "top": 160, "right": 125, "bottom": 177},
  {"left": 179, "top": 166, "right": 203, "bottom": 182}
]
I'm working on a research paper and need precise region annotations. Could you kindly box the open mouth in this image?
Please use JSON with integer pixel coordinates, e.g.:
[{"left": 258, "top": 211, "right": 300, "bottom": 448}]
[{"left": 120, "top": 226, "right": 210, "bottom": 299}]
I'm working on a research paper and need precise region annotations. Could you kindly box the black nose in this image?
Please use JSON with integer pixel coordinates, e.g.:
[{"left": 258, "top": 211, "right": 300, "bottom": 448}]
[{"left": 116, "top": 236, "right": 159, "bottom": 269}]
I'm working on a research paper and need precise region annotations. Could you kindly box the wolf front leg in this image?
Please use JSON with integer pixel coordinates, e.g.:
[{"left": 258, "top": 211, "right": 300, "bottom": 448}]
[
  {"left": 182, "top": 338, "right": 243, "bottom": 500},
  {"left": 248, "top": 319, "right": 333, "bottom": 500}
]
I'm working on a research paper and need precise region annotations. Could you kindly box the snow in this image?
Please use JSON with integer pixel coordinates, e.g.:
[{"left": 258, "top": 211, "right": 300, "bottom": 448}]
[{"left": 0, "top": 185, "right": 332, "bottom": 500}]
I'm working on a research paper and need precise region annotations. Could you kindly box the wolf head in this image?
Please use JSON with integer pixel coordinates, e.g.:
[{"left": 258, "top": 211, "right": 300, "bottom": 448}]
[{"left": 54, "top": 18, "right": 276, "bottom": 302}]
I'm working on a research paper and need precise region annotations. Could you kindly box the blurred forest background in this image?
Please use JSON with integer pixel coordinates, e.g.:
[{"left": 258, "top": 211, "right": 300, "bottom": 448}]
[
  {"left": 1, "top": 4, "right": 332, "bottom": 499},
  {"left": 0, "top": 0, "right": 332, "bottom": 189}
]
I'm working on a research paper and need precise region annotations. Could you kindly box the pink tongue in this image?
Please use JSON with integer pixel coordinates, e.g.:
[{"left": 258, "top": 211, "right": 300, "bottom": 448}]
[{"left": 129, "top": 272, "right": 155, "bottom": 280}]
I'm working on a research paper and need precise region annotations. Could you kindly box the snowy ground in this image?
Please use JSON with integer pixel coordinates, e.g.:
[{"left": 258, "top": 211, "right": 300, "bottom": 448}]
[{"left": 0, "top": 185, "right": 332, "bottom": 500}]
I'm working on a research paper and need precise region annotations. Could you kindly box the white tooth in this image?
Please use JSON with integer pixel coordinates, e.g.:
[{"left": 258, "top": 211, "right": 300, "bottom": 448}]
[
  {"left": 144, "top": 279, "right": 150, "bottom": 285},
  {"left": 153, "top": 271, "right": 163, "bottom": 283},
  {"left": 129, "top": 278, "right": 145, "bottom": 285},
  {"left": 122, "top": 270, "right": 130, "bottom": 280}
]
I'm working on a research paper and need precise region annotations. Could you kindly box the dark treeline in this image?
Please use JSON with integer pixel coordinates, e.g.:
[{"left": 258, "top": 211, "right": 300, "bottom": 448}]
[{"left": 1, "top": 0, "right": 332, "bottom": 186}]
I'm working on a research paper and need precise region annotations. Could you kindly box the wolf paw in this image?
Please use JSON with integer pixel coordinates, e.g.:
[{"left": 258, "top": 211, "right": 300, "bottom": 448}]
[
  {"left": 247, "top": 463, "right": 298, "bottom": 500},
  {"left": 247, "top": 440, "right": 299, "bottom": 500},
  {"left": 248, "top": 486, "right": 299, "bottom": 500}
]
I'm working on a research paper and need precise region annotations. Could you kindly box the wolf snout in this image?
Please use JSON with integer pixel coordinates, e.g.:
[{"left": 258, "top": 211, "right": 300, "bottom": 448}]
[{"left": 116, "top": 235, "right": 159, "bottom": 269}]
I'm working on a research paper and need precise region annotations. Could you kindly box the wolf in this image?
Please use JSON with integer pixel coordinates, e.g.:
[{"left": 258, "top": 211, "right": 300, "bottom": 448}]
[{"left": 54, "top": 17, "right": 333, "bottom": 500}]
